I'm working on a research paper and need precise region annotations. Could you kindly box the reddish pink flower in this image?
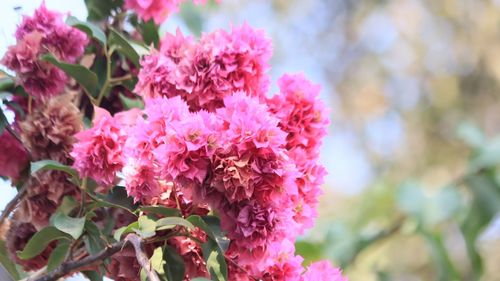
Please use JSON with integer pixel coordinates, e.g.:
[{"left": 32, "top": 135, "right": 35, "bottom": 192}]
[
  {"left": 124, "top": 0, "right": 182, "bottom": 24},
  {"left": 168, "top": 228, "right": 209, "bottom": 279},
  {"left": 1, "top": 31, "right": 67, "bottom": 98},
  {"left": 302, "top": 261, "right": 347, "bottom": 281},
  {"left": 0, "top": 131, "right": 29, "bottom": 181},
  {"left": 71, "top": 108, "right": 138, "bottom": 187},
  {"left": 2, "top": 3, "right": 87, "bottom": 98},
  {"left": 267, "top": 73, "right": 329, "bottom": 159}
]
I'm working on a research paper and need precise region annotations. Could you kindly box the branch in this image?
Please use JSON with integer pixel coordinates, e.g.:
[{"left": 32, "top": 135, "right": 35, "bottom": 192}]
[
  {"left": 125, "top": 234, "right": 160, "bottom": 281},
  {"left": 0, "top": 185, "right": 27, "bottom": 227},
  {"left": 31, "top": 240, "right": 126, "bottom": 281}
]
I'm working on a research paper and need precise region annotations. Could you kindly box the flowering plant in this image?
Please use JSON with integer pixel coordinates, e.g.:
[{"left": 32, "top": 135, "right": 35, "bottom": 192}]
[{"left": 0, "top": 1, "right": 346, "bottom": 281}]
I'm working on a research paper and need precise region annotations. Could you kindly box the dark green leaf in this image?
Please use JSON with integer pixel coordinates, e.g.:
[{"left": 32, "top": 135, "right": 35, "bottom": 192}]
[
  {"left": 30, "top": 160, "right": 79, "bottom": 180},
  {"left": 202, "top": 239, "right": 227, "bottom": 281},
  {"left": 66, "top": 16, "right": 106, "bottom": 46},
  {"left": 119, "top": 93, "right": 144, "bottom": 110},
  {"left": 139, "top": 206, "right": 181, "bottom": 217},
  {"left": 188, "top": 215, "right": 229, "bottom": 252},
  {"left": 41, "top": 54, "right": 99, "bottom": 97},
  {"left": 84, "top": 0, "right": 123, "bottom": 21},
  {"left": 83, "top": 270, "right": 104, "bottom": 281},
  {"left": 18, "top": 226, "right": 72, "bottom": 260},
  {"left": 46, "top": 240, "right": 71, "bottom": 272},
  {"left": 84, "top": 221, "right": 106, "bottom": 255},
  {"left": 0, "top": 240, "right": 19, "bottom": 280},
  {"left": 109, "top": 28, "right": 148, "bottom": 67},
  {"left": 0, "top": 110, "right": 7, "bottom": 135},
  {"left": 139, "top": 20, "right": 160, "bottom": 48},
  {"left": 163, "top": 245, "right": 185, "bottom": 281},
  {"left": 56, "top": 196, "right": 79, "bottom": 215},
  {"left": 0, "top": 77, "right": 14, "bottom": 92},
  {"left": 50, "top": 212, "right": 86, "bottom": 239},
  {"left": 89, "top": 186, "right": 138, "bottom": 212}
]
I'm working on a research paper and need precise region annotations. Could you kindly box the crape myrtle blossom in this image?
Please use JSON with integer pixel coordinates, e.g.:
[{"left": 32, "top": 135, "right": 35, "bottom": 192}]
[
  {"left": 1, "top": 3, "right": 88, "bottom": 98},
  {"left": 124, "top": 0, "right": 216, "bottom": 24},
  {"left": 71, "top": 107, "right": 141, "bottom": 188},
  {"left": 135, "top": 24, "right": 272, "bottom": 112},
  {"left": 66, "top": 17, "right": 346, "bottom": 279}
]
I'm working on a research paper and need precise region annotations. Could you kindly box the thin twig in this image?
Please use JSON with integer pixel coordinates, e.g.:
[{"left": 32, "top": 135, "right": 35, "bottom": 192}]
[
  {"left": 30, "top": 240, "right": 126, "bottom": 281},
  {"left": 125, "top": 234, "right": 160, "bottom": 281},
  {"left": 0, "top": 185, "right": 27, "bottom": 227}
]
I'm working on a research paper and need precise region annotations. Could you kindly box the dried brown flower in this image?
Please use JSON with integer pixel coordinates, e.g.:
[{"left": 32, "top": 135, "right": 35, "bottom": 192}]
[{"left": 19, "top": 93, "right": 82, "bottom": 164}]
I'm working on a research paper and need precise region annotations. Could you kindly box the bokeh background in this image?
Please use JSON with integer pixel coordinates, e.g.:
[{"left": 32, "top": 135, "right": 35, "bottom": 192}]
[{"left": 2, "top": 0, "right": 500, "bottom": 280}]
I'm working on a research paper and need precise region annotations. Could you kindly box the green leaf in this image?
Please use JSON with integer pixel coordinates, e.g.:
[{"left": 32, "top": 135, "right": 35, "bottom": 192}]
[
  {"left": 192, "top": 278, "right": 212, "bottom": 281},
  {"left": 137, "top": 216, "right": 157, "bottom": 238},
  {"left": 0, "top": 109, "right": 7, "bottom": 135},
  {"left": 156, "top": 217, "right": 195, "bottom": 231},
  {"left": 30, "top": 160, "right": 79, "bottom": 181},
  {"left": 420, "top": 229, "right": 460, "bottom": 281},
  {"left": 84, "top": 221, "right": 106, "bottom": 255},
  {"left": 114, "top": 221, "right": 139, "bottom": 241},
  {"left": 188, "top": 215, "right": 229, "bottom": 252},
  {"left": 89, "top": 186, "right": 138, "bottom": 212},
  {"left": 66, "top": 16, "right": 106, "bottom": 46},
  {"left": 109, "top": 28, "right": 148, "bottom": 67},
  {"left": 84, "top": 0, "right": 123, "bottom": 21},
  {"left": 180, "top": 2, "right": 203, "bottom": 36},
  {"left": 202, "top": 239, "right": 227, "bottom": 281},
  {"left": 139, "top": 20, "right": 160, "bottom": 48},
  {"left": 469, "top": 137, "right": 500, "bottom": 172},
  {"left": 0, "top": 77, "right": 14, "bottom": 92},
  {"left": 18, "top": 226, "right": 72, "bottom": 260},
  {"left": 295, "top": 241, "right": 323, "bottom": 265},
  {"left": 0, "top": 240, "right": 19, "bottom": 280},
  {"left": 41, "top": 54, "right": 99, "bottom": 97},
  {"left": 46, "top": 241, "right": 71, "bottom": 272},
  {"left": 457, "top": 121, "right": 485, "bottom": 149},
  {"left": 150, "top": 247, "right": 164, "bottom": 274},
  {"left": 139, "top": 206, "right": 181, "bottom": 217},
  {"left": 163, "top": 245, "right": 185, "bottom": 281},
  {"left": 50, "top": 212, "right": 86, "bottom": 239},
  {"left": 82, "top": 270, "right": 104, "bottom": 281},
  {"left": 460, "top": 174, "right": 500, "bottom": 280},
  {"left": 56, "top": 196, "right": 79, "bottom": 215},
  {"left": 119, "top": 93, "right": 144, "bottom": 110}
]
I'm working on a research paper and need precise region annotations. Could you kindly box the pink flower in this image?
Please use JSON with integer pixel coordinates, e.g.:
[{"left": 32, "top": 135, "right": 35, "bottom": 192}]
[
  {"left": 71, "top": 108, "right": 138, "bottom": 187},
  {"left": 2, "top": 3, "right": 88, "bottom": 98},
  {"left": 123, "top": 97, "right": 190, "bottom": 201},
  {"left": 209, "top": 93, "right": 295, "bottom": 205},
  {"left": 134, "top": 51, "right": 183, "bottom": 100},
  {"left": 302, "top": 261, "right": 347, "bottom": 281},
  {"left": 0, "top": 131, "right": 29, "bottom": 181},
  {"left": 153, "top": 111, "right": 218, "bottom": 188},
  {"left": 124, "top": 0, "right": 182, "bottom": 24},
  {"left": 136, "top": 24, "right": 271, "bottom": 112},
  {"left": 1, "top": 31, "right": 67, "bottom": 98},
  {"left": 267, "top": 73, "right": 329, "bottom": 159}
]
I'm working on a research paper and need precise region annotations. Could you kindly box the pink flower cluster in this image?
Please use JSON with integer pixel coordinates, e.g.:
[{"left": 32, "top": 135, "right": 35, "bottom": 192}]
[
  {"left": 135, "top": 24, "right": 271, "bottom": 112},
  {"left": 1, "top": 4, "right": 88, "bottom": 98},
  {"left": 70, "top": 24, "right": 344, "bottom": 280},
  {"left": 125, "top": 0, "right": 216, "bottom": 24}
]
